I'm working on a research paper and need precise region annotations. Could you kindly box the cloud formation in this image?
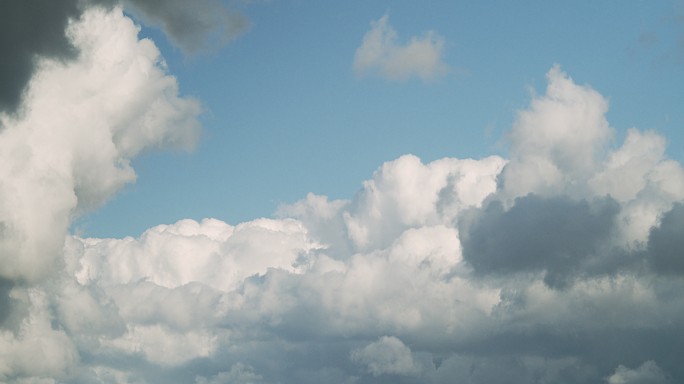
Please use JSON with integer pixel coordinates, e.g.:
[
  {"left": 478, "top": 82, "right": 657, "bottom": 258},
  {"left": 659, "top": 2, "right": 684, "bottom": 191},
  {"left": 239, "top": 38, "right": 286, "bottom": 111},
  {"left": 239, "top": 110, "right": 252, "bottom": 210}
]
[
  {"left": 0, "top": 0, "right": 80, "bottom": 114},
  {"left": 460, "top": 195, "right": 621, "bottom": 288},
  {"left": 120, "top": 0, "right": 248, "bottom": 53},
  {"left": 0, "top": 0, "right": 246, "bottom": 116},
  {"left": 351, "top": 336, "right": 419, "bottom": 376},
  {"left": 353, "top": 15, "right": 449, "bottom": 82},
  {"left": 1, "top": 7, "right": 683, "bottom": 383},
  {"left": 606, "top": 361, "right": 670, "bottom": 384},
  {"left": 0, "top": 7, "right": 201, "bottom": 283}
]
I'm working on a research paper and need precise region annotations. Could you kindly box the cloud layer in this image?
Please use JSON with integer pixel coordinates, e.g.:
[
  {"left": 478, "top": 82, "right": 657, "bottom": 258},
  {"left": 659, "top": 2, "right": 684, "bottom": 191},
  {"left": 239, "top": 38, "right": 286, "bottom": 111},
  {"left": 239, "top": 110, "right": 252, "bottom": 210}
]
[
  {"left": 1, "top": 7, "right": 683, "bottom": 384},
  {"left": 353, "top": 15, "right": 449, "bottom": 82}
]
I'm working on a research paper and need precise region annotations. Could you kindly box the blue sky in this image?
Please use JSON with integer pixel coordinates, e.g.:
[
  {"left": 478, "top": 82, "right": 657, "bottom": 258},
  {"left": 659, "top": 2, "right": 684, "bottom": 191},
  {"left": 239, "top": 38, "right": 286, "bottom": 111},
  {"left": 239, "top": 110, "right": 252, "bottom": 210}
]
[{"left": 76, "top": 0, "right": 684, "bottom": 238}]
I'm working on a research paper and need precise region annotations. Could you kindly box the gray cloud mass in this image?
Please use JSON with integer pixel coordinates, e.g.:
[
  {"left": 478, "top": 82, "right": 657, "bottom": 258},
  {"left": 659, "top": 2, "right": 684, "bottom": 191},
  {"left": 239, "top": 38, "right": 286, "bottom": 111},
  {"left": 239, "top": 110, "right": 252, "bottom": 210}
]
[
  {"left": 0, "top": 0, "right": 80, "bottom": 115},
  {"left": 648, "top": 202, "right": 684, "bottom": 275},
  {"left": 460, "top": 195, "right": 621, "bottom": 288}
]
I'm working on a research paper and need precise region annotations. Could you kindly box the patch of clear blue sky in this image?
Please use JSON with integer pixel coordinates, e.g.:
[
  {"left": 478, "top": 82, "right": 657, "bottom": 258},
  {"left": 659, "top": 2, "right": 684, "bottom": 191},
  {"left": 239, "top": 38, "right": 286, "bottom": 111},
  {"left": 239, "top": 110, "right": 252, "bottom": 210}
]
[{"left": 74, "top": 0, "right": 683, "bottom": 238}]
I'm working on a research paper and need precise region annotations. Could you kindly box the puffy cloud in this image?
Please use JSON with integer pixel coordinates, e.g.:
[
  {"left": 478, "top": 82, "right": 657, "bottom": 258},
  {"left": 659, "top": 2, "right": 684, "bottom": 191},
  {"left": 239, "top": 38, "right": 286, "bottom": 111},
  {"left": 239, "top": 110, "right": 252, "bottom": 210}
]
[
  {"left": 607, "top": 361, "right": 670, "bottom": 384},
  {"left": 343, "top": 154, "right": 505, "bottom": 252},
  {"left": 0, "top": 289, "right": 79, "bottom": 381},
  {"left": 0, "top": 0, "right": 246, "bottom": 116},
  {"left": 496, "top": 66, "right": 684, "bottom": 249},
  {"left": 351, "top": 336, "right": 419, "bottom": 376},
  {"left": 353, "top": 15, "right": 449, "bottom": 82},
  {"left": 590, "top": 128, "right": 684, "bottom": 246},
  {"left": 0, "top": 7, "right": 201, "bottom": 283},
  {"left": 498, "top": 65, "right": 614, "bottom": 200},
  {"left": 69, "top": 217, "right": 319, "bottom": 291}
]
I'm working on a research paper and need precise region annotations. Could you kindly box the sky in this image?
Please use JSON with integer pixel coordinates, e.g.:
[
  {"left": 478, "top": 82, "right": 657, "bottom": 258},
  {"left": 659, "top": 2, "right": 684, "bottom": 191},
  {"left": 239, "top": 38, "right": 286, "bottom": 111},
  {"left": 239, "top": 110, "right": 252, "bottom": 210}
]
[
  {"left": 73, "top": 0, "right": 684, "bottom": 238},
  {"left": 0, "top": 1, "right": 683, "bottom": 383}
]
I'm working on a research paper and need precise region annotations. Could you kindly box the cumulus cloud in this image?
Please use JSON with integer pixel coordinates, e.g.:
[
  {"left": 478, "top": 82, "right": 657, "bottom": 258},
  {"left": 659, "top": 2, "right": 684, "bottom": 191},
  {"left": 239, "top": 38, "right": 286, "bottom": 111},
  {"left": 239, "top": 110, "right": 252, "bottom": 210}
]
[
  {"left": 497, "top": 66, "right": 684, "bottom": 247},
  {"left": 69, "top": 217, "right": 319, "bottom": 291},
  {"left": 0, "top": 0, "right": 246, "bottom": 117},
  {"left": 498, "top": 65, "right": 614, "bottom": 200},
  {"left": 353, "top": 15, "right": 449, "bottom": 82},
  {"left": 342, "top": 154, "right": 505, "bottom": 252},
  {"left": 607, "top": 361, "right": 670, "bottom": 384},
  {"left": 1, "top": 9, "right": 684, "bottom": 381},
  {"left": 351, "top": 336, "right": 419, "bottom": 376},
  {"left": 0, "top": 7, "right": 201, "bottom": 284}
]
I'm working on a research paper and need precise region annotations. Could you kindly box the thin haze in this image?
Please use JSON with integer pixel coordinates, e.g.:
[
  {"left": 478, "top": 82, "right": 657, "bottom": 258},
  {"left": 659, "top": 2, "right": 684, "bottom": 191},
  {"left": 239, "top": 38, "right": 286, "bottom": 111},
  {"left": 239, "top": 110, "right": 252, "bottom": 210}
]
[{"left": 0, "top": 1, "right": 683, "bottom": 384}]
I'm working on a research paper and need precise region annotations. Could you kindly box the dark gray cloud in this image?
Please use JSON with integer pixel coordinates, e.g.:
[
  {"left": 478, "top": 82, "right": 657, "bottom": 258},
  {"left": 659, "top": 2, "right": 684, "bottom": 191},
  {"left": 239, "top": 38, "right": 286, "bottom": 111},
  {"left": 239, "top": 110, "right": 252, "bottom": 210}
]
[
  {"left": 122, "top": 0, "right": 249, "bottom": 53},
  {"left": 460, "top": 194, "right": 621, "bottom": 288},
  {"left": 0, "top": 278, "right": 14, "bottom": 326},
  {"left": 648, "top": 202, "right": 684, "bottom": 274},
  {"left": 0, "top": 0, "right": 246, "bottom": 116},
  {"left": 0, "top": 0, "right": 80, "bottom": 115}
]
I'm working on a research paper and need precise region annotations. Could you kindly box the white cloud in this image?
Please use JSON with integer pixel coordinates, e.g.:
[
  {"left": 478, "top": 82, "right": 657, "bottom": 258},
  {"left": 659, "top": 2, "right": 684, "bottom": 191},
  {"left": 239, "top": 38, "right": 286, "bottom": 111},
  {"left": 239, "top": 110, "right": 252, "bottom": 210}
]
[
  {"left": 0, "top": 6, "right": 201, "bottom": 283},
  {"left": 69, "top": 217, "right": 319, "bottom": 291},
  {"left": 499, "top": 65, "right": 614, "bottom": 200},
  {"left": 0, "top": 290, "right": 79, "bottom": 381},
  {"left": 353, "top": 15, "right": 449, "bottom": 82},
  {"left": 342, "top": 154, "right": 505, "bottom": 252},
  {"left": 607, "top": 361, "right": 670, "bottom": 384},
  {"left": 495, "top": 66, "right": 684, "bottom": 248}
]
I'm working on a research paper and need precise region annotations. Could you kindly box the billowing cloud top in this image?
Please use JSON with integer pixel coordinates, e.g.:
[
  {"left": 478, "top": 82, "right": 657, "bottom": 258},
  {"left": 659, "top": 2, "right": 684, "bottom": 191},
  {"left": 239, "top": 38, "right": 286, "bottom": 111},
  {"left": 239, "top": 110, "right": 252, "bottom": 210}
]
[
  {"left": 1, "top": 6, "right": 684, "bottom": 384},
  {"left": 353, "top": 15, "right": 450, "bottom": 82}
]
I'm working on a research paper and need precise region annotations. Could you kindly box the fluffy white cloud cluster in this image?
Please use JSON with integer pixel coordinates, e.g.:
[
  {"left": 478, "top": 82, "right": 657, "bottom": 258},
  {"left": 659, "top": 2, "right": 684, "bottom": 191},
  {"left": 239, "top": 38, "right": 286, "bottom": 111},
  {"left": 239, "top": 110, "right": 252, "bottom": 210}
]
[
  {"left": 498, "top": 65, "right": 684, "bottom": 248},
  {"left": 0, "top": 6, "right": 201, "bottom": 283},
  {"left": 1, "top": 7, "right": 683, "bottom": 384},
  {"left": 353, "top": 15, "right": 450, "bottom": 82}
]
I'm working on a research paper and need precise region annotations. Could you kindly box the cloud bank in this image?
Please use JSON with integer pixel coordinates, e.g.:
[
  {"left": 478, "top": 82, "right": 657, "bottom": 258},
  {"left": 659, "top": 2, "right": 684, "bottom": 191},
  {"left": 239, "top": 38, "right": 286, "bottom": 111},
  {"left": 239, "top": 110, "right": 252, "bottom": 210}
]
[
  {"left": 353, "top": 15, "right": 449, "bottom": 82},
  {"left": 1, "top": 7, "right": 684, "bottom": 384}
]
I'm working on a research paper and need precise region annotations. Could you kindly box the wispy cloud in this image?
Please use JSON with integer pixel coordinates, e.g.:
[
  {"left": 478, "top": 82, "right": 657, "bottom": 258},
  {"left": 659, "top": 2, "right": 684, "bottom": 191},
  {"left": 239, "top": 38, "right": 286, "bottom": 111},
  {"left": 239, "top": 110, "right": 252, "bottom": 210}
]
[{"left": 353, "top": 15, "right": 449, "bottom": 82}]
